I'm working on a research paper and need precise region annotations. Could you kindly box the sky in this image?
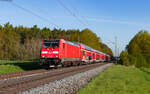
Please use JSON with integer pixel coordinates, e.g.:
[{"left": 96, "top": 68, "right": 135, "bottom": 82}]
[{"left": 0, "top": 0, "right": 150, "bottom": 56}]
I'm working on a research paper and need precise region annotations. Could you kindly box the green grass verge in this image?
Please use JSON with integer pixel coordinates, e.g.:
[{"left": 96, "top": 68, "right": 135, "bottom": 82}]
[
  {"left": 0, "top": 65, "right": 24, "bottom": 74},
  {"left": 77, "top": 65, "right": 150, "bottom": 94},
  {"left": 0, "top": 60, "right": 42, "bottom": 74},
  {"left": 0, "top": 60, "right": 33, "bottom": 65}
]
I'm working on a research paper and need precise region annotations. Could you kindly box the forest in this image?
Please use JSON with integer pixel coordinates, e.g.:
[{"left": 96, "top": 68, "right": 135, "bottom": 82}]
[
  {"left": 120, "top": 30, "right": 150, "bottom": 68},
  {"left": 0, "top": 22, "right": 113, "bottom": 61}
]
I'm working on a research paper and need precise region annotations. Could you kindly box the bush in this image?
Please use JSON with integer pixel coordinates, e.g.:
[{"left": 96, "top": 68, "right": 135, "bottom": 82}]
[
  {"left": 128, "top": 55, "right": 137, "bottom": 66},
  {"left": 119, "top": 51, "right": 129, "bottom": 66},
  {"left": 135, "top": 55, "right": 148, "bottom": 68}
]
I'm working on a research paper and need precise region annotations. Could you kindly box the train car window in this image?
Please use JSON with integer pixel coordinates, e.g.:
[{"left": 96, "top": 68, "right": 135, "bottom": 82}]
[
  {"left": 83, "top": 51, "right": 85, "bottom": 55},
  {"left": 93, "top": 53, "right": 95, "bottom": 56},
  {"left": 89, "top": 56, "right": 92, "bottom": 60}
]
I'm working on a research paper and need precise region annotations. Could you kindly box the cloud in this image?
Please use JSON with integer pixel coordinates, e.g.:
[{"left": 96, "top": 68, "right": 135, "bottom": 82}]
[{"left": 86, "top": 17, "right": 150, "bottom": 28}]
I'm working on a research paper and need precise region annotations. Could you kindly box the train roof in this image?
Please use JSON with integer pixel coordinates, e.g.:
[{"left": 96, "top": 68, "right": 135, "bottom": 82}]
[
  {"left": 43, "top": 38, "right": 61, "bottom": 40},
  {"left": 65, "top": 40, "right": 79, "bottom": 47},
  {"left": 76, "top": 42, "right": 106, "bottom": 54},
  {"left": 77, "top": 43, "right": 93, "bottom": 51}
]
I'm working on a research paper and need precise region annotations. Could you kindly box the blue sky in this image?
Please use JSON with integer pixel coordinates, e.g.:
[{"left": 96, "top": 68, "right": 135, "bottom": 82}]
[{"left": 1, "top": 0, "right": 150, "bottom": 56}]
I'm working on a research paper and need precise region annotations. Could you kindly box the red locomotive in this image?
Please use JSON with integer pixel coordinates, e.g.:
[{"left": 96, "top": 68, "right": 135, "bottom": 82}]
[{"left": 40, "top": 39, "right": 111, "bottom": 68}]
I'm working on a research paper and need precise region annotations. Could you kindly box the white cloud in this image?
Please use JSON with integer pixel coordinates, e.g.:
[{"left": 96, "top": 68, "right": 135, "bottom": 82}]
[{"left": 85, "top": 17, "right": 150, "bottom": 28}]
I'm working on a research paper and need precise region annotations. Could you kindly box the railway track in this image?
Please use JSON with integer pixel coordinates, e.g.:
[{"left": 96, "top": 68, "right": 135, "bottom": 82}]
[
  {"left": 0, "top": 69, "right": 47, "bottom": 81},
  {"left": 0, "top": 63, "right": 107, "bottom": 94}
]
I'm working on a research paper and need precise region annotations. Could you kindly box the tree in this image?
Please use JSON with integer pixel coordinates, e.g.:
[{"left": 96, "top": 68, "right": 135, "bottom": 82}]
[
  {"left": 0, "top": 22, "right": 113, "bottom": 61},
  {"left": 123, "top": 30, "right": 150, "bottom": 68},
  {"left": 80, "top": 28, "right": 101, "bottom": 51},
  {"left": 119, "top": 51, "right": 129, "bottom": 66},
  {"left": 101, "top": 43, "right": 113, "bottom": 56}
]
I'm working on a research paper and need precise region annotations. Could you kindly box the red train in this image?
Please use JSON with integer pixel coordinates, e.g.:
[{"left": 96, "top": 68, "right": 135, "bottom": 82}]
[{"left": 40, "top": 39, "right": 111, "bottom": 68}]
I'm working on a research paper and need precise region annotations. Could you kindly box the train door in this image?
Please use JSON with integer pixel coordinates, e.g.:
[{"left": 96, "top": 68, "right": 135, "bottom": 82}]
[
  {"left": 62, "top": 43, "right": 65, "bottom": 58},
  {"left": 82, "top": 50, "right": 86, "bottom": 64},
  {"left": 93, "top": 53, "right": 96, "bottom": 62}
]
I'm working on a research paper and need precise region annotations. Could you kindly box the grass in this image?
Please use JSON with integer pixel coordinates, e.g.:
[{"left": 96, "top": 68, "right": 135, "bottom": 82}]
[
  {"left": 0, "top": 65, "right": 24, "bottom": 74},
  {"left": 0, "top": 60, "right": 33, "bottom": 65},
  {"left": 77, "top": 65, "right": 150, "bottom": 94},
  {"left": 0, "top": 60, "right": 42, "bottom": 74},
  {"left": 140, "top": 67, "right": 150, "bottom": 74}
]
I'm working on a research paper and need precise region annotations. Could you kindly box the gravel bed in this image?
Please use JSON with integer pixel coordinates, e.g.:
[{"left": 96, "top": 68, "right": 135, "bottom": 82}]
[{"left": 20, "top": 63, "right": 113, "bottom": 94}]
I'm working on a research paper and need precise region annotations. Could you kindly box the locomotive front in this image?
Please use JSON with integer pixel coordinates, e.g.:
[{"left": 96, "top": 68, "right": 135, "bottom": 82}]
[{"left": 40, "top": 39, "right": 61, "bottom": 67}]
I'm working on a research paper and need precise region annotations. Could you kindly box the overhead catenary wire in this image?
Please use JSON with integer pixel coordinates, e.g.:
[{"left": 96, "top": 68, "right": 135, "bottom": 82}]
[
  {"left": 64, "top": 0, "right": 118, "bottom": 53},
  {"left": 70, "top": 6, "right": 90, "bottom": 26},
  {"left": 10, "top": 1, "right": 59, "bottom": 28},
  {"left": 56, "top": 0, "right": 87, "bottom": 26},
  {"left": 60, "top": 0, "right": 116, "bottom": 55}
]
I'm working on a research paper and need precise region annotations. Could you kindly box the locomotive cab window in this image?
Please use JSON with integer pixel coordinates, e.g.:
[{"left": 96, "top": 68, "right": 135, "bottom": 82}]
[{"left": 43, "top": 40, "right": 59, "bottom": 48}]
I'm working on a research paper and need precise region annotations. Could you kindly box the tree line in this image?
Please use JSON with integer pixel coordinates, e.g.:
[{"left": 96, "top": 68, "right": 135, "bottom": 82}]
[
  {"left": 120, "top": 30, "right": 150, "bottom": 68},
  {"left": 0, "top": 22, "right": 113, "bottom": 61}
]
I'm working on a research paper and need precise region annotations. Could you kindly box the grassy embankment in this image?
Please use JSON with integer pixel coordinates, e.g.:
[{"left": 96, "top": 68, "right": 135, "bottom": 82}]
[
  {"left": 0, "top": 60, "right": 42, "bottom": 74},
  {"left": 77, "top": 65, "right": 150, "bottom": 94}
]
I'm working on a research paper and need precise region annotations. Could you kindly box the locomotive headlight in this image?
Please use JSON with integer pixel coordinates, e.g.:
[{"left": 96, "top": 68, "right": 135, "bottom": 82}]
[
  {"left": 54, "top": 55, "right": 58, "bottom": 58},
  {"left": 53, "top": 51, "right": 59, "bottom": 54},
  {"left": 42, "top": 51, "right": 48, "bottom": 54},
  {"left": 42, "top": 55, "right": 45, "bottom": 58}
]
